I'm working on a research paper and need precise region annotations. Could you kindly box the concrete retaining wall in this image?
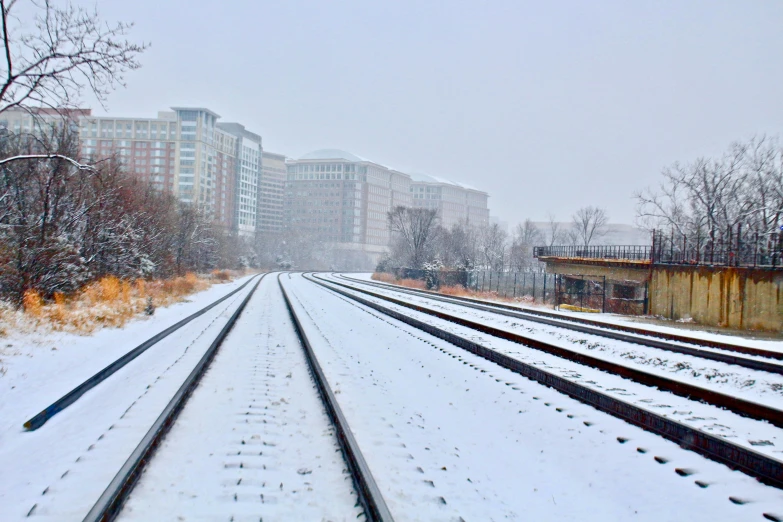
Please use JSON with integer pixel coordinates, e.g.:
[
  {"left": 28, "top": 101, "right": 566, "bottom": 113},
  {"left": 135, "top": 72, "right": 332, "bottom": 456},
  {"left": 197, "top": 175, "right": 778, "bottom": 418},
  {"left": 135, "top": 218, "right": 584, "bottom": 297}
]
[{"left": 649, "top": 266, "right": 783, "bottom": 332}]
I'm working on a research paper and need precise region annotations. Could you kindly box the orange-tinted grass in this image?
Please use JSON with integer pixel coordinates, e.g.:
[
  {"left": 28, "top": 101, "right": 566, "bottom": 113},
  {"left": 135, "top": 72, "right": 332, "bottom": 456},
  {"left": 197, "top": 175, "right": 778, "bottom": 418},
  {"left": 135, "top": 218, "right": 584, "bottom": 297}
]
[{"left": 7, "top": 271, "right": 242, "bottom": 334}]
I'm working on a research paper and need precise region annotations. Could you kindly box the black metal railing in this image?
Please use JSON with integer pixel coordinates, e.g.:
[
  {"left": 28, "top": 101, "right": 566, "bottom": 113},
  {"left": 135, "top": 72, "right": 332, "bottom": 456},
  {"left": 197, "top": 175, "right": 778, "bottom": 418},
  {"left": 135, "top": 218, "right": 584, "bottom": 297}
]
[
  {"left": 533, "top": 245, "right": 652, "bottom": 262},
  {"left": 651, "top": 228, "right": 782, "bottom": 268},
  {"left": 533, "top": 227, "right": 783, "bottom": 269}
]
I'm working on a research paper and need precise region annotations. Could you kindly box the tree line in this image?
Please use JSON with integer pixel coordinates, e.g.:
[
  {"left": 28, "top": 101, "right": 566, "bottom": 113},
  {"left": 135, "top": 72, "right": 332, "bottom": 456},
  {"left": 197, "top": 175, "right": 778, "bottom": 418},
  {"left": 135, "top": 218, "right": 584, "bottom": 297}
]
[
  {"left": 0, "top": 124, "right": 249, "bottom": 303},
  {"left": 635, "top": 135, "right": 782, "bottom": 246},
  {"left": 381, "top": 205, "right": 610, "bottom": 273}
]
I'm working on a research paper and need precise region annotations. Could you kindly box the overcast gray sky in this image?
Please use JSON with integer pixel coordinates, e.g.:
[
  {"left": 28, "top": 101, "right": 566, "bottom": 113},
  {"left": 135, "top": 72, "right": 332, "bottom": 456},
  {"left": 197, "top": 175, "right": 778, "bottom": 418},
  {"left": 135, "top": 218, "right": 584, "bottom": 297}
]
[{"left": 81, "top": 0, "right": 783, "bottom": 227}]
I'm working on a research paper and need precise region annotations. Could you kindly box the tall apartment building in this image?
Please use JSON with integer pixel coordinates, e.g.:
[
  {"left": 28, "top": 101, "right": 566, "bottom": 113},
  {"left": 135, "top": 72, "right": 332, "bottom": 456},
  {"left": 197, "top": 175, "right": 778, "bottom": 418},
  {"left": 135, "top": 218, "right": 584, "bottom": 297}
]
[
  {"left": 258, "top": 151, "right": 287, "bottom": 233},
  {"left": 216, "top": 122, "right": 262, "bottom": 236},
  {"left": 0, "top": 107, "right": 89, "bottom": 137},
  {"left": 410, "top": 173, "right": 489, "bottom": 229},
  {"left": 284, "top": 149, "right": 412, "bottom": 261},
  {"left": 84, "top": 108, "right": 265, "bottom": 236},
  {"left": 2, "top": 107, "right": 263, "bottom": 236}
]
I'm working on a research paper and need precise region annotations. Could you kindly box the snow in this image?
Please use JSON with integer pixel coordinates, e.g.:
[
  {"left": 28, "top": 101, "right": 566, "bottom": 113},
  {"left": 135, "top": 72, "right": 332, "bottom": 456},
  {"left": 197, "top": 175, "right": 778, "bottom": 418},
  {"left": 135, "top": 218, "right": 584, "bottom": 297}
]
[
  {"left": 118, "top": 274, "right": 360, "bottom": 521},
  {"left": 313, "top": 276, "right": 783, "bottom": 465},
  {"left": 2, "top": 270, "right": 782, "bottom": 521},
  {"left": 285, "top": 274, "right": 783, "bottom": 520},
  {"left": 0, "top": 274, "right": 258, "bottom": 521},
  {"left": 326, "top": 274, "right": 783, "bottom": 410}
]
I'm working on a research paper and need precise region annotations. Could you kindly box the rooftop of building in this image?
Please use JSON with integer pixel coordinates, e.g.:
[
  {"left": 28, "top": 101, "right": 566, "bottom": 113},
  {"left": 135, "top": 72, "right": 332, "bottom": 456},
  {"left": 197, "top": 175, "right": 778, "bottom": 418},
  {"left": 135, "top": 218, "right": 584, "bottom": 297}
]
[
  {"left": 299, "top": 149, "right": 366, "bottom": 162},
  {"left": 170, "top": 107, "right": 221, "bottom": 119},
  {"left": 409, "top": 172, "right": 485, "bottom": 194},
  {"left": 295, "top": 149, "right": 487, "bottom": 195},
  {"left": 262, "top": 151, "right": 287, "bottom": 160}
]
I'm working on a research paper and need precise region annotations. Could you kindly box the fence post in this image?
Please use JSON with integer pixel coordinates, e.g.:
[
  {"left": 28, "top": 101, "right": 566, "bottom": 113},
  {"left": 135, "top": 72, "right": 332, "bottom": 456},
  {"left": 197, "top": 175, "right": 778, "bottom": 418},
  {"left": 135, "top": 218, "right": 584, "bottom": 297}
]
[
  {"left": 543, "top": 272, "right": 547, "bottom": 304},
  {"left": 532, "top": 272, "right": 537, "bottom": 302},
  {"left": 513, "top": 272, "right": 517, "bottom": 298},
  {"left": 602, "top": 276, "right": 606, "bottom": 313}
]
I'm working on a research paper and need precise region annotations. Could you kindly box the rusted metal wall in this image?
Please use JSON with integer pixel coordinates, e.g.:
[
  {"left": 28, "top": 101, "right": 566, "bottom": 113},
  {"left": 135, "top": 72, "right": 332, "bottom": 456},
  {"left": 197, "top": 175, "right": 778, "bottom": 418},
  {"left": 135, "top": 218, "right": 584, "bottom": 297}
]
[{"left": 649, "top": 266, "right": 783, "bottom": 332}]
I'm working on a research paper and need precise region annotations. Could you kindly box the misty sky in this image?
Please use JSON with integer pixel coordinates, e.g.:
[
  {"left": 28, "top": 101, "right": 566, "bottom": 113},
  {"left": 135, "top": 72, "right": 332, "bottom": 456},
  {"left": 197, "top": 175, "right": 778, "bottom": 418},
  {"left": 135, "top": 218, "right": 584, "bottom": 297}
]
[{"left": 77, "top": 0, "right": 782, "bottom": 227}]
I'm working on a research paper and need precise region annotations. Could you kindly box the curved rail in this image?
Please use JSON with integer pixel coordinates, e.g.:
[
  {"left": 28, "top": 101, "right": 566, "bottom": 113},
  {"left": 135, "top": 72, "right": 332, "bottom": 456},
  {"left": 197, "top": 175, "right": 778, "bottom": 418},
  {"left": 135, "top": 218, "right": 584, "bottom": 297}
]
[
  {"left": 24, "top": 273, "right": 264, "bottom": 431},
  {"left": 334, "top": 274, "right": 783, "bottom": 374},
  {"left": 315, "top": 274, "right": 783, "bottom": 428},
  {"left": 82, "top": 274, "right": 265, "bottom": 522},
  {"left": 304, "top": 274, "right": 783, "bottom": 490},
  {"left": 279, "top": 274, "right": 394, "bottom": 522},
  {"left": 339, "top": 274, "right": 783, "bottom": 361}
]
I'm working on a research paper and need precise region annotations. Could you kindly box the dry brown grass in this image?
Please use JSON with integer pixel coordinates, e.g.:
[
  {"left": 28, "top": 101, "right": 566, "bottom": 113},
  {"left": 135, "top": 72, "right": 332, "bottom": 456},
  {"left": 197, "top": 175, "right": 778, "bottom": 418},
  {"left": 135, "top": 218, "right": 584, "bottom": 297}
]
[
  {"left": 371, "top": 272, "right": 397, "bottom": 283},
  {"left": 2, "top": 271, "right": 243, "bottom": 335},
  {"left": 371, "top": 272, "right": 548, "bottom": 308},
  {"left": 211, "top": 269, "right": 232, "bottom": 282}
]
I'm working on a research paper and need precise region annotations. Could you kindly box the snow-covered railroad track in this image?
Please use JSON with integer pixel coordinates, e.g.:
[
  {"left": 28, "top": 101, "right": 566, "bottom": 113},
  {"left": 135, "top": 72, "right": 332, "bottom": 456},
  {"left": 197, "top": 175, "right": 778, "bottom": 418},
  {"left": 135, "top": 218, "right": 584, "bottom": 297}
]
[
  {"left": 1, "top": 274, "right": 264, "bottom": 521},
  {"left": 335, "top": 273, "right": 783, "bottom": 369},
  {"left": 24, "top": 274, "right": 264, "bottom": 431},
  {"left": 287, "top": 273, "right": 782, "bottom": 520},
  {"left": 306, "top": 274, "right": 783, "bottom": 493},
  {"left": 319, "top": 274, "right": 783, "bottom": 428},
  {"left": 113, "top": 274, "right": 362, "bottom": 521},
  {"left": 82, "top": 274, "right": 265, "bottom": 521}
]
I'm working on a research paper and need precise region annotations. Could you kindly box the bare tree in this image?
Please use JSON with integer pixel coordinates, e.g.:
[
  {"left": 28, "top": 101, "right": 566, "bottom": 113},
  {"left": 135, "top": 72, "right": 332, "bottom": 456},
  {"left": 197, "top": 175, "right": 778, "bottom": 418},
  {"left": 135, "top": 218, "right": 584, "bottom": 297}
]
[
  {"left": 635, "top": 135, "right": 782, "bottom": 243},
  {"left": 0, "top": 0, "right": 146, "bottom": 114},
  {"left": 572, "top": 206, "right": 609, "bottom": 247},
  {"left": 545, "top": 213, "right": 564, "bottom": 247},
  {"left": 438, "top": 220, "right": 479, "bottom": 270},
  {"left": 509, "top": 218, "right": 542, "bottom": 271},
  {"left": 387, "top": 206, "right": 439, "bottom": 268},
  {"left": 478, "top": 222, "right": 508, "bottom": 271}
]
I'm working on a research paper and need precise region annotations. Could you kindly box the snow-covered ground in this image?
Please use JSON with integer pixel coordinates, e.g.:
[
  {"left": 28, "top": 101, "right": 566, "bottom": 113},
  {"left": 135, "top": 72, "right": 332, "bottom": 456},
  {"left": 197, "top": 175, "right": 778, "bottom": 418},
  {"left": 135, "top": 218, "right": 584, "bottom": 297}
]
[
  {"left": 312, "top": 276, "right": 783, "bottom": 467},
  {"left": 346, "top": 273, "right": 783, "bottom": 352},
  {"left": 119, "top": 274, "right": 360, "bottom": 521},
  {"left": 287, "top": 274, "right": 783, "bottom": 520},
  {"left": 324, "top": 274, "right": 783, "bottom": 409},
  {"left": 2, "top": 271, "right": 782, "bottom": 521},
  {"left": 0, "top": 274, "right": 258, "bottom": 521}
]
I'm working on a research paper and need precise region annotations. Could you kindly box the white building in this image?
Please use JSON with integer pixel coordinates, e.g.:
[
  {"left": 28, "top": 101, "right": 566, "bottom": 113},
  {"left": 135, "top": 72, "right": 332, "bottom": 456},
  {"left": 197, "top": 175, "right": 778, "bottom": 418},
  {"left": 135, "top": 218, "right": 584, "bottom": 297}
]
[{"left": 409, "top": 173, "right": 490, "bottom": 229}]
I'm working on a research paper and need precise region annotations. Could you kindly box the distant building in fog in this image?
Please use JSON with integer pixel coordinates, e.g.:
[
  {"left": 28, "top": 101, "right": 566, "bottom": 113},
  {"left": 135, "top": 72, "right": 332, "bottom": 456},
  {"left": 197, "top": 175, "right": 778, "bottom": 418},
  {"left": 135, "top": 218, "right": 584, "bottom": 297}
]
[
  {"left": 283, "top": 149, "right": 492, "bottom": 265},
  {"left": 258, "top": 151, "right": 287, "bottom": 233},
  {"left": 410, "top": 173, "right": 489, "bottom": 229},
  {"left": 284, "top": 149, "right": 413, "bottom": 263}
]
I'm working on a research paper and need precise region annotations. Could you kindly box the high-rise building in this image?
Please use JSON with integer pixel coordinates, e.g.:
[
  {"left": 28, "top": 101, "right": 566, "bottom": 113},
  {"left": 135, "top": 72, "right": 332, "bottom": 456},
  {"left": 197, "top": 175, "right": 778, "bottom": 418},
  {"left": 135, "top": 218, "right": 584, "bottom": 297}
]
[
  {"left": 216, "top": 122, "right": 262, "bottom": 237},
  {"left": 409, "top": 173, "right": 489, "bottom": 229},
  {"left": 42, "top": 106, "right": 262, "bottom": 236},
  {"left": 258, "top": 151, "right": 287, "bottom": 233},
  {"left": 284, "top": 149, "right": 412, "bottom": 261}
]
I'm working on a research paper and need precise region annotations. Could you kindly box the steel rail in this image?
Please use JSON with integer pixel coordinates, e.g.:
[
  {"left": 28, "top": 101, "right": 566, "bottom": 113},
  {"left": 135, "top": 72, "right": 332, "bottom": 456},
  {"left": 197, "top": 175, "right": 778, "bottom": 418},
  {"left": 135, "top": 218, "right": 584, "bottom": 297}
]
[
  {"left": 82, "top": 274, "right": 265, "bottom": 522},
  {"left": 329, "top": 274, "right": 783, "bottom": 376},
  {"left": 304, "top": 274, "right": 783, "bottom": 490},
  {"left": 279, "top": 274, "right": 394, "bottom": 522},
  {"left": 338, "top": 274, "right": 783, "bottom": 361},
  {"left": 309, "top": 275, "right": 783, "bottom": 428},
  {"left": 23, "top": 273, "right": 264, "bottom": 431}
]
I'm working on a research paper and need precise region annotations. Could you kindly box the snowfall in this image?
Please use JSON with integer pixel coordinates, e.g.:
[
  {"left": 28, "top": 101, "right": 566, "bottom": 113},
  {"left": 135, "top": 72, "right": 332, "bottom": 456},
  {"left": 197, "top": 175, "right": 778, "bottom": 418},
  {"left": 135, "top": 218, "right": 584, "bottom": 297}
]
[{"left": 0, "top": 273, "right": 781, "bottom": 521}]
